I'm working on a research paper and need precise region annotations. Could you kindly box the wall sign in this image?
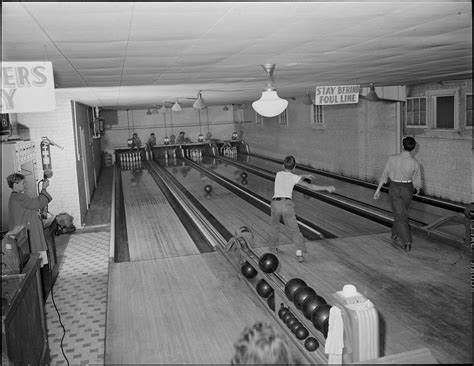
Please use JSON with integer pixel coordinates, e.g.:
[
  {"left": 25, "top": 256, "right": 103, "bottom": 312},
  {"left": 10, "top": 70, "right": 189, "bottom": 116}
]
[
  {"left": 1, "top": 61, "right": 56, "bottom": 113},
  {"left": 315, "top": 85, "right": 360, "bottom": 105}
]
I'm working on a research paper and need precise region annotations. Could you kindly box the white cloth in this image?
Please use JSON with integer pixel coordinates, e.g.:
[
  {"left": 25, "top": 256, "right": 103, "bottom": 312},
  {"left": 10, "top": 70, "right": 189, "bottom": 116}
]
[
  {"left": 325, "top": 306, "right": 344, "bottom": 364},
  {"left": 273, "top": 171, "right": 301, "bottom": 198}
]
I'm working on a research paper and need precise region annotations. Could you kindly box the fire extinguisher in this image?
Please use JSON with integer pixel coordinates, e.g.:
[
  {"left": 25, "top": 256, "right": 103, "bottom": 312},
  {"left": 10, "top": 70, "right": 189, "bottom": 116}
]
[{"left": 39, "top": 137, "right": 53, "bottom": 219}]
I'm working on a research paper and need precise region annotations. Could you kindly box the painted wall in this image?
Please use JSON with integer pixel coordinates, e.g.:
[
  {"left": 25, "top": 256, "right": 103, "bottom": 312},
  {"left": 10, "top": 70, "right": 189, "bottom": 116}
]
[
  {"left": 14, "top": 90, "right": 101, "bottom": 227},
  {"left": 240, "top": 81, "right": 471, "bottom": 204},
  {"left": 100, "top": 106, "right": 237, "bottom": 159}
]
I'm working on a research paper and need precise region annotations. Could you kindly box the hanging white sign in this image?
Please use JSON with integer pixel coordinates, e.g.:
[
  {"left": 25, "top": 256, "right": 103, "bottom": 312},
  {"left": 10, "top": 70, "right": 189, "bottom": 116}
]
[
  {"left": 1, "top": 61, "right": 56, "bottom": 113},
  {"left": 315, "top": 85, "right": 360, "bottom": 105}
]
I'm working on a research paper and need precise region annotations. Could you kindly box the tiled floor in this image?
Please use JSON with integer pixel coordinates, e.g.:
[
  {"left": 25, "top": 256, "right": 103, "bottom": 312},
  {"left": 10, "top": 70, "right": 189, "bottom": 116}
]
[{"left": 45, "top": 231, "right": 110, "bottom": 365}]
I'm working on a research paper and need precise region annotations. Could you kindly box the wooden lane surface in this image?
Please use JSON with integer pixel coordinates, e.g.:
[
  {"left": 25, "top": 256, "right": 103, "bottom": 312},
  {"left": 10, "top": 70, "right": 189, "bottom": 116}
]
[
  {"left": 250, "top": 231, "right": 470, "bottom": 364},
  {"left": 105, "top": 252, "right": 308, "bottom": 364},
  {"left": 121, "top": 168, "right": 200, "bottom": 261},
  {"left": 164, "top": 163, "right": 300, "bottom": 247},
  {"left": 206, "top": 160, "right": 389, "bottom": 238}
]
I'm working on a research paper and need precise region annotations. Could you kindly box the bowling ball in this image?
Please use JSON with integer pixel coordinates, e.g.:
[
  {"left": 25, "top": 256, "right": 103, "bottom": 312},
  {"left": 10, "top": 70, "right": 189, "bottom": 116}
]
[
  {"left": 267, "top": 292, "right": 275, "bottom": 311},
  {"left": 258, "top": 253, "right": 279, "bottom": 273},
  {"left": 304, "top": 337, "right": 319, "bottom": 352},
  {"left": 294, "top": 286, "right": 317, "bottom": 310},
  {"left": 241, "top": 178, "right": 248, "bottom": 186},
  {"left": 295, "top": 325, "right": 309, "bottom": 340},
  {"left": 204, "top": 184, "right": 212, "bottom": 193},
  {"left": 278, "top": 306, "right": 290, "bottom": 320},
  {"left": 282, "top": 311, "right": 294, "bottom": 324},
  {"left": 240, "top": 261, "right": 257, "bottom": 279},
  {"left": 285, "top": 278, "right": 307, "bottom": 302},
  {"left": 256, "top": 279, "right": 273, "bottom": 298},
  {"left": 290, "top": 321, "right": 303, "bottom": 334},
  {"left": 241, "top": 172, "right": 248, "bottom": 179},
  {"left": 312, "top": 304, "right": 332, "bottom": 332},
  {"left": 286, "top": 316, "right": 298, "bottom": 328},
  {"left": 302, "top": 294, "right": 327, "bottom": 320}
]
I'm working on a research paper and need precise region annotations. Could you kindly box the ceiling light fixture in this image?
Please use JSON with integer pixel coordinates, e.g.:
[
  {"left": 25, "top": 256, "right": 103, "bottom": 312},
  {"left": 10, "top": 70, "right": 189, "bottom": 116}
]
[
  {"left": 193, "top": 91, "right": 206, "bottom": 110},
  {"left": 365, "top": 83, "right": 379, "bottom": 102},
  {"left": 146, "top": 108, "right": 152, "bottom": 115},
  {"left": 302, "top": 92, "right": 313, "bottom": 105},
  {"left": 252, "top": 64, "right": 288, "bottom": 117},
  {"left": 172, "top": 98, "right": 182, "bottom": 112},
  {"left": 159, "top": 103, "right": 167, "bottom": 114},
  {"left": 223, "top": 105, "right": 229, "bottom": 111}
]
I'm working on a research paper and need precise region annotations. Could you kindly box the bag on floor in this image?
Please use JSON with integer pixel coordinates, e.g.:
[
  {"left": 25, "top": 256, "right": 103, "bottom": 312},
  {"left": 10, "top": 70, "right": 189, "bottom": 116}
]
[{"left": 54, "top": 212, "right": 76, "bottom": 235}]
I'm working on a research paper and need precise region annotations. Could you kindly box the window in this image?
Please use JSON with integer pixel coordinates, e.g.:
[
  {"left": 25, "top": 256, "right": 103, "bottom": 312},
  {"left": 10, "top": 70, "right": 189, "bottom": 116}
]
[
  {"left": 278, "top": 109, "right": 288, "bottom": 127},
  {"left": 426, "top": 89, "right": 459, "bottom": 130},
  {"left": 435, "top": 96, "right": 455, "bottom": 129},
  {"left": 255, "top": 112, "right": 263, "bottom": 125},
  {"left": 466, "top": 94, "right": 472, "bottom": 128},
  {"left": 406, "top": 97, "right": 426, "bottom": 127},
  {"left": 310, "top": 104, "right": 324, "bottom": 127}
]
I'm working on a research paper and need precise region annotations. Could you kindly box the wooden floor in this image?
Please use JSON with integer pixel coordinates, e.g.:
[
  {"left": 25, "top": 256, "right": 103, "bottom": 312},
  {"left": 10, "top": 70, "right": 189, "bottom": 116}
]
[{"left": 104, "top": 162, "right": 471, "bottom": 364}]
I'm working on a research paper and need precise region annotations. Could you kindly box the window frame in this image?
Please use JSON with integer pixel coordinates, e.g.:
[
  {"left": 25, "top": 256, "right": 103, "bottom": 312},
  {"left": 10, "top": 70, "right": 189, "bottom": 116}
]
[
  {"left": 405, "top": 97, "right": 427, "bottom": 128},
  {"left": 310, "top": 104, "right": 324, "bottom": 129},
  {"left": 278, "top": 108, "right": 288, "bottom": 128},
  {"left": 426, "top": 88, "right": 459, "bottom": 130},
  {"left": 466, "top": 93, "right": 473, "bottom": 129}
]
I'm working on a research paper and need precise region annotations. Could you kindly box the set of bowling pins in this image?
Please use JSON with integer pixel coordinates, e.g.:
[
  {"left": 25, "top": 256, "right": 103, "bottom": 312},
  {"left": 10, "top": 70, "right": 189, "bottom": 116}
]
[
  {"left": 186, "top": 148, "right": 203, "bottom": 161},
  {"left": 222, "top": 146, "right": 238, "bottom": 157},
  {"left": 120, "top": 151, "right": 142, "bottom": 170}
]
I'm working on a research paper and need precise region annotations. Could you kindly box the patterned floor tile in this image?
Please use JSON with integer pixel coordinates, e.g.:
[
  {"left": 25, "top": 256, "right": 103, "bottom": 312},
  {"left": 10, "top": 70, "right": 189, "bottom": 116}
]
[{"left": 45, "top": 231, "right": 109, "bottom": 365}]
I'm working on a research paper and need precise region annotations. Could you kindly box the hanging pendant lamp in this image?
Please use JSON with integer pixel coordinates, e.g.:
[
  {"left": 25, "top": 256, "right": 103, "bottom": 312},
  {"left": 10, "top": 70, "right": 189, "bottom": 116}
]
[
  {"left": 193, "top": 91, "right": 206, "bottom": 110},
  {"left": 252, "top": 64, "right": 288, "bottom": 117},
  {"left": 365, "top": 83, "right": 379, "bottom": 101},
  {"left": 302, "top": 92, "right": 313, "bottom": 105},
  {"left": 172, "top": 98, "right": 182, "bottom": 112}
]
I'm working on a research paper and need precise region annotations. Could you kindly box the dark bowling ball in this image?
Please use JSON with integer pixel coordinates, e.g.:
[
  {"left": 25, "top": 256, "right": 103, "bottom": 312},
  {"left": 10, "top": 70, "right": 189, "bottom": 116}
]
[
  {"left": 293, "top": 286, "right": 317, "bottom": 310},
  {"left": 295, "top": 325, "right": 309, "bottom": 340},
  {"left": 256, "top": 278, "right": 273, "bottom": 298},
  {"left": 241, "top": 178, "right": 248, "bottom": 185},
  {"left": 304, "top": 337, "right": 319, "bottom": 352},
  {"left": 286, "top": 316, "right": 298, "bottom": 328},
  {"left": 290, "top": 321, "right": 303, "bottom": 334},
  {"left": 241, "top": 172, "right": 248, "bottom": 179},
  {"left": 312, "top": 304, "right": 332, "bottom": 332},
  {"left": 282, "top": 311, "right": 294, "bottom": 324},
  {"left": 204, "top": 184, "right": 212, "bottom": 193},
  {"left": 278, "top": 306, "right": 290, "bottom": 320},
  {"left": 285, "top": 278, "right": 307, "bottom": 302},
  {"left": 258, "top": 253, "right": 279, "bottom": 273},
  {"left": 267, "top": 292, "right": 275, "bottom": 311},
  {"left": 240, "top": 261, "right": 257, "bottom": 279},
  {"left": 302, "top": 294, "right": 327, "bottom": 320}
]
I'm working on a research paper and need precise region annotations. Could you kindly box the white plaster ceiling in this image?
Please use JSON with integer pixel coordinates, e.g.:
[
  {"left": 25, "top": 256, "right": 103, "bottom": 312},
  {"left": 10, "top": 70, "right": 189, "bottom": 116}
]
[{"left": 2, "top": 1, "right": 472, "bottom": 110}]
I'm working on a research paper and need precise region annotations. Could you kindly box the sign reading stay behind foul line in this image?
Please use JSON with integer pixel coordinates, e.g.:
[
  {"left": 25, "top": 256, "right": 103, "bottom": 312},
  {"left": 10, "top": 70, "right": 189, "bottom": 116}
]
[
  {"left": 315, "top": 85, "right": 360, "bottom": 105},
  {"left": 1, "top": 61, "right": 56, "bottom": 113}
]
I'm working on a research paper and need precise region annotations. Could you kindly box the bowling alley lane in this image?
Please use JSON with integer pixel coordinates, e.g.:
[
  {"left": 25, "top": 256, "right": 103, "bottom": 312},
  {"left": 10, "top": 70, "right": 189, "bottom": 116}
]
[
  {"left": 179, "top": 156, "right": 389, "bottom": 238},
  {"left": 231, "top": 153, "right": 466, "bottom": 241},
  {"left": 121, "top": 168, "right": 201, "bottom": 261}
]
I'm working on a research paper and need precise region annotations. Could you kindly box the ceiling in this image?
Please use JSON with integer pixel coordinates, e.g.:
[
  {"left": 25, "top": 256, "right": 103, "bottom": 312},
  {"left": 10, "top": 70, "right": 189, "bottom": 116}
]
[{"left": 2, "top": 1, "right": 472, "bottom": 110}]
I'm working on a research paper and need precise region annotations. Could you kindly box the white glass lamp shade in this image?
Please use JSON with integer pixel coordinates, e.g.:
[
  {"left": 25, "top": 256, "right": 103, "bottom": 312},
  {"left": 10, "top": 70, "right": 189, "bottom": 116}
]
[
  {"left": 252, "top": 90, "right": 288, "bottom": 117},
  {"left": 172, "top": 100, "right": 182, "bottom": 112}
]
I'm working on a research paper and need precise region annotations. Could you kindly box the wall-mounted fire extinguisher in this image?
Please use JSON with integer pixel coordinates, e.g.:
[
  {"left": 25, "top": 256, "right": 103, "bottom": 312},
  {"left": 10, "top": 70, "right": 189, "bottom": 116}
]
[{"left": 39, "top": 137, "right": 54, "bottom": 219}]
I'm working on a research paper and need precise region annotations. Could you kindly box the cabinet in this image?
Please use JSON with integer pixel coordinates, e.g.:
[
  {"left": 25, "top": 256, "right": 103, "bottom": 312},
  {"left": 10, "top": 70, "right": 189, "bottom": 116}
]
[{"left": 2, "top": 254, "right": 50, "bottom": 365}]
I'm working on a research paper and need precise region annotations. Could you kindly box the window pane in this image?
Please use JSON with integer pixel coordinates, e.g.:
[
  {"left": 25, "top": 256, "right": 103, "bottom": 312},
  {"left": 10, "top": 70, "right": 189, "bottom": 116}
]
[
  {"left": 420, "top": 111, "right": 426, "bottom": 125},
  {"left": 436, "top": 96, "right": 454, "bottom": 129},
  {"left": 414, "top": 98, "right": 419, "bottom": 112},
  {"left": 466, "top": 95, "right": 472, "bottom": 110},
  {"left": 467, "top": 110, "right": 472, "bottom": 127},
  {"left": 420, "top": 98, "right": 426, "bottom": 111},
  {"left": 407, "top": 112, "right": 413, "bottom": 125},
  {"left": 414, "top": 111, "right": 419, "bottom": 125}
]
